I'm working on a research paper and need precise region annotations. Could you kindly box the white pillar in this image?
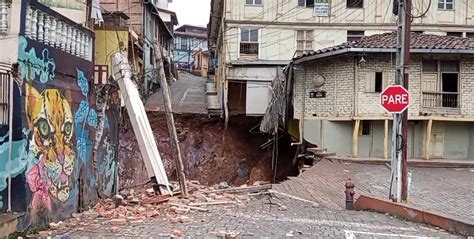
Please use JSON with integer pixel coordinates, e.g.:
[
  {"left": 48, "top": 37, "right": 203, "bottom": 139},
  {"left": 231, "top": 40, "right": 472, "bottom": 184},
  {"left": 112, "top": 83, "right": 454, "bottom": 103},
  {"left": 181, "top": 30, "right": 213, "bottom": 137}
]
[
  {"left": 50, "top": 17, "right": 57, "bottom": 47},
  {"left": 0, "top": 0, "right": 8, "bottom": 34},
  {"left": 56, "top": 21, "right": 62, "bottom": 48},
  {"left": 44, "top": 15, "right": 51, "bottom": 45},
  {"left": 66, "top": 25, "right": 72, "bottom": 53},
  {"left": 31, "top": 10, "right": 37, "bottom": 40},
  {"left": 61, "top": 22, "right": 67, "bottom": 51},
  {"left": 37, "top": 11, "right": 44, "bottom": 42},
  {"left": 25, "top": 6, "right": 32, "bottom": 38}
]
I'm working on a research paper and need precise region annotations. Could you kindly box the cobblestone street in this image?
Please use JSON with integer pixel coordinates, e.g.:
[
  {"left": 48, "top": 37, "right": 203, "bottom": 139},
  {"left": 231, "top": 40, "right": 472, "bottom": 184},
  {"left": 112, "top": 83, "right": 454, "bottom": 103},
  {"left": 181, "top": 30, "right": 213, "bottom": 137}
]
[
  {"left": 274, "top": 159, "right": 474, "bottom": 224},
  {"left": 43, "top": 194, "right": 457, "bottom": 238}
]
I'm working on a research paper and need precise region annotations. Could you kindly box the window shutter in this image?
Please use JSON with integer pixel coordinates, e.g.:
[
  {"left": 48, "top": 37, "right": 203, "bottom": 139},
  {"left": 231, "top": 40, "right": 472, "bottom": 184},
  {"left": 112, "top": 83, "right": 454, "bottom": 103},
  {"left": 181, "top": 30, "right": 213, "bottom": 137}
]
[
  {"left": 365, "top": 72, "right": 376, "bottom": 92},
  {"left": 382, "top": 71, "right": 389, "bottom": 89},
  {"left": 422, "top": 73, "right": 438, "bottom": 92}
]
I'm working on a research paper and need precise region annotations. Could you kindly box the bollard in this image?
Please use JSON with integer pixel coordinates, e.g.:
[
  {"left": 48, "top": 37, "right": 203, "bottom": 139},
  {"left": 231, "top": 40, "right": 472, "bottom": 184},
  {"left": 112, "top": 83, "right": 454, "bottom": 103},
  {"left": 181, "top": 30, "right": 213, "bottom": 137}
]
[{"left": 345, "top": 179, "right": 355, "bottom": 210}]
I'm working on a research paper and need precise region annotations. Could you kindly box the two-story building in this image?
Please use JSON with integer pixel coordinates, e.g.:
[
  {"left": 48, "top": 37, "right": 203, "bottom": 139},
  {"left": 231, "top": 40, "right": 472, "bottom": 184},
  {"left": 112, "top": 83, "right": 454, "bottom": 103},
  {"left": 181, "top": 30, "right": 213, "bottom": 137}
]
[
  {"left": 287, "top": 32, "right": 474, "bottom": 161},
  {"left": 0, "top": 0, "right": 121, "bottom": 231},
  {"left": 174, "top": 24, "right": 208, "bottom": 71},
  {"left": 208, "top": 0, "right": 474, "bottom": 119}
]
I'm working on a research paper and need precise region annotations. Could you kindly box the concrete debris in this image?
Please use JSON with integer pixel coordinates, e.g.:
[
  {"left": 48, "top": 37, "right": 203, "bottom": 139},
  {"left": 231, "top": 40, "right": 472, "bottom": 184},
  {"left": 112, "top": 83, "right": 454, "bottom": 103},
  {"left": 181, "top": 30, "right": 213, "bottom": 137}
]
[
  {"left": 37, "top": 182, "right": 273, "bottom": 237},
  {"left": 218, "top": 181, "right": 230, "bottom": 189}
]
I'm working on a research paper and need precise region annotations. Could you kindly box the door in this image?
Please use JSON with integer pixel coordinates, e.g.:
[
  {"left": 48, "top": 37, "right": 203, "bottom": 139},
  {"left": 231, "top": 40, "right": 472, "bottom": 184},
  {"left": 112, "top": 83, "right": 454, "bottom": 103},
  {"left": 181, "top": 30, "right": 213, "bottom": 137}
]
[{"left": 430, "top": 122, "right": 445, "bottom": 158}]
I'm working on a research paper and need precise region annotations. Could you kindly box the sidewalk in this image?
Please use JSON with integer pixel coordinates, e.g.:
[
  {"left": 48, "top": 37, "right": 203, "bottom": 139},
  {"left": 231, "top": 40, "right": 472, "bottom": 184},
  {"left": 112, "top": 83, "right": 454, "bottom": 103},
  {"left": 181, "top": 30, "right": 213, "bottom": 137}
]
[
  {"left": 328, "top": 156, "right": 474, "bottom": 168},
  {"left": 273, "top": 159, "right": 474, "bottom": 225}
]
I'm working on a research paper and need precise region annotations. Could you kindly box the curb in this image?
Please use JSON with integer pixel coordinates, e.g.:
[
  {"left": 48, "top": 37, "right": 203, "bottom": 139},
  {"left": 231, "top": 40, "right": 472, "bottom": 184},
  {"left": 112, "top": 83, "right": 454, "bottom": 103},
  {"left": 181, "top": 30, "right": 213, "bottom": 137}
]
[
  {"left": 354, "top": 194, "right": 474, "bottom": 236},
  {"left": 327, "top": 156, "right": 474, "bottom": 168}
]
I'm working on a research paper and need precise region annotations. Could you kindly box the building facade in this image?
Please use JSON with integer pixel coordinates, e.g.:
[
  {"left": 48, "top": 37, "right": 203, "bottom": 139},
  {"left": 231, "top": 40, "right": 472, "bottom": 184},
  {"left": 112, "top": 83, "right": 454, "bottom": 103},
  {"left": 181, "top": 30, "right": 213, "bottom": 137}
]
[
  {"left": 0, "top": 0, "right": 120, "bottom": 231},
  {"left": 288, "top": 32, "right": 474, "bottom": 160},
  {"left": 208, "top": 0, "right": 474, "bottom": 118},
  {"left": 174, "top": 25, "right": 208, "bottom": 71},
  {"left": 101, "top": 0, "right": 177, "bottom": 95}
]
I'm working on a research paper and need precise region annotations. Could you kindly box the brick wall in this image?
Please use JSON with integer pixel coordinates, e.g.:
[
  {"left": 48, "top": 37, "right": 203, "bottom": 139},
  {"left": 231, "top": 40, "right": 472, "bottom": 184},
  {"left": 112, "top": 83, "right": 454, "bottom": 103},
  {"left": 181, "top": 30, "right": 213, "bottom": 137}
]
[
  {"left": 293, "top": 56, "right": 354, "bottom": 118},
  {"left": 293, "top": 53, "right": 474, "bottom": 118}
]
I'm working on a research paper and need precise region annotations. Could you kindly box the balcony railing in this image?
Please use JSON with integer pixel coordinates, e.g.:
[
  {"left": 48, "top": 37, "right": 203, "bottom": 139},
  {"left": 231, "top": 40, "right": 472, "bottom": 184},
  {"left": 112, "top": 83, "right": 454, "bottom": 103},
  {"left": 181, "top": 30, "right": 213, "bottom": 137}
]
[
  {"left": 422, "top": 92, "right": 459, "bottom": 108},
  {"left": 23, "top": 1, "right": 93, "bottom": 61},
  {"left": 0, "top": 0, "right": 9, "bottom": 34}
]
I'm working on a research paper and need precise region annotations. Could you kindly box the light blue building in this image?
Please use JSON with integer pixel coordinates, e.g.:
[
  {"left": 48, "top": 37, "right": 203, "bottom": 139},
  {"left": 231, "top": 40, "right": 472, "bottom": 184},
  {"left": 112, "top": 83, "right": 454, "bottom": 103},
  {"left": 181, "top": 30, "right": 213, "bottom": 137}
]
[{"left": 173, "top": 25, "right": 208, "bottom": 71}]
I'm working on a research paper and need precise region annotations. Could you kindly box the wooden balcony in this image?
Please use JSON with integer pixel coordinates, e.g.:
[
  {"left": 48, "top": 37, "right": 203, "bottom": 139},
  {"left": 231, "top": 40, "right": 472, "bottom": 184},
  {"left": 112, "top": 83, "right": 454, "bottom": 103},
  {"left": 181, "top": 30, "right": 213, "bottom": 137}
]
[{"left": 421, "top": 92, "right": 460, "bottom": 115}]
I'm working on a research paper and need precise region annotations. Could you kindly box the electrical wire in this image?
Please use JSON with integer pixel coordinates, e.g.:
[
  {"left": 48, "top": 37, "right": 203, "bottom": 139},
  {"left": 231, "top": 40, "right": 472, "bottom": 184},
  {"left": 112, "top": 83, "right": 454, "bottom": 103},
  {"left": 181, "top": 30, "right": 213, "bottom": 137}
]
[{"left": 404, "top": 0, "right": 431, "bottom": 18}]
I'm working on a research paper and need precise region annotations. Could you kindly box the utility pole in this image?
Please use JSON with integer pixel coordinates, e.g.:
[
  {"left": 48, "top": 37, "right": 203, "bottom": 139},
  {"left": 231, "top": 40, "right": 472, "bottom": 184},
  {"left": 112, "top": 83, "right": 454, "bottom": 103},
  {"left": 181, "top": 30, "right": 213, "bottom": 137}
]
[
  {"left": 390, "top": 0, "right": 411, "bottom": 203},
  {"left": 155, "top": 42, "right": 189, "bottom": 198}
]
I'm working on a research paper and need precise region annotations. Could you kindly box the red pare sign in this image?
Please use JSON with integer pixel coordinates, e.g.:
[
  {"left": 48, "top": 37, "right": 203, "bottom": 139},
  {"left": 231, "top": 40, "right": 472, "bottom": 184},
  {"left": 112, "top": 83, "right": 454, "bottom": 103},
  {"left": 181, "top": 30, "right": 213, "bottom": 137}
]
[{"left": 380, "top": 85, "right": 410, "bottom": 113}]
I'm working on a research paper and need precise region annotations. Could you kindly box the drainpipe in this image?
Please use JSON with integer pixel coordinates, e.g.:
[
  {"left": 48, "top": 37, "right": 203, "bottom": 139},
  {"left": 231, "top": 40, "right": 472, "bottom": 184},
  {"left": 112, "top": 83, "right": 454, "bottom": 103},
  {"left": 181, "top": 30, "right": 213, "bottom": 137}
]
[
  {"left": 292, "top": 66, "right": 305, "bottom": 146},
  {"left": 7, "top": 71, "right": 13, "bottom": 212}
]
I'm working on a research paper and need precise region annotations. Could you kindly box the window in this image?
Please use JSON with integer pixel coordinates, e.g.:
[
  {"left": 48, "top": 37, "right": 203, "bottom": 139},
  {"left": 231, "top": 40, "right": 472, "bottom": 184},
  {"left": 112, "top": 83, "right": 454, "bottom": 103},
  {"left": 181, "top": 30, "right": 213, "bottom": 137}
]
[
  {"left": 438, "top": 0, "right": 453, "bottom": 10},
  {"left": 181, "top": 38, "right": 188, "bottom": 50},
  {"left": 0, "top": 72, "right": 10, "bottom": 125},
  {"left": 466, "top": 32, "right": 474, "bottom": 38},
  {"left": 347, "top": 0, "right": 363, "bottom": 8},
  {"left": 412, "top": 31, "right": 424, "bottom": 34},
  {"left": 421, "top": 60, "right": 460, "bottom": 108},
  {"left": 296, "top": 30, "right": 314, "bottom": 56},
  {"left": 365, "top": 71, "right": 386, "bottom": 93},
  {"left": 359, "top": 121, "right": 371, "bottom": 136},
  {"left": 446, "top": 32, "right": 462, "bottom": 37},
  {"left": 240, "top": 28, "right": 259, "bottom": 55},
  {"left": 94, "top": 65, "right": 108, "bottom": 85},
  {"left": 375, "top": 72, "right": 383, "bottom": 93},
  {"left": 347, "top": 30, "right": 364, "bottom": 42},
  {"left": 246, "top": 0, "right": 262, "bottom": 5},
  {"left": 298, "top": 0, "right": 314, "bottom": 7}
]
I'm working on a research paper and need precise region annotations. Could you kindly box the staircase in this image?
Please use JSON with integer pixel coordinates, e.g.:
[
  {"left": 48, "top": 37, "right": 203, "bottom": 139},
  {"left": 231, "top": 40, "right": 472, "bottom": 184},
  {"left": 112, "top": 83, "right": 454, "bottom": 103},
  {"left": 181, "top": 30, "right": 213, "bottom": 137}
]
[{"left": 299, "top": 147, "right": 336, "bottom": 174}]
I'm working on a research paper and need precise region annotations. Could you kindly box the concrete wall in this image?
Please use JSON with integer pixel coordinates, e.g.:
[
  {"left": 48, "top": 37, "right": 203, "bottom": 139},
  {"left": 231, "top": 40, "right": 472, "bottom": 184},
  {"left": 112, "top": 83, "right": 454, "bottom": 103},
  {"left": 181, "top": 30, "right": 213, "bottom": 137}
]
[
  {"left": 303, "top": 120, "right": 352, "bottom": 156},
  {"left": 303, "top": 119, "right": 474, "bottom": 160}
]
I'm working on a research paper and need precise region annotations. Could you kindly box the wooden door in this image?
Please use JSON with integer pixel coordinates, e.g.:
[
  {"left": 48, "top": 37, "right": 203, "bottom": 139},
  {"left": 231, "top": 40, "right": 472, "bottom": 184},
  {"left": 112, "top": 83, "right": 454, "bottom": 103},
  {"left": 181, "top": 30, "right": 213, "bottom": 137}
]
[{"left": 430, "top": 122, "right": 445, "bottom": 158}]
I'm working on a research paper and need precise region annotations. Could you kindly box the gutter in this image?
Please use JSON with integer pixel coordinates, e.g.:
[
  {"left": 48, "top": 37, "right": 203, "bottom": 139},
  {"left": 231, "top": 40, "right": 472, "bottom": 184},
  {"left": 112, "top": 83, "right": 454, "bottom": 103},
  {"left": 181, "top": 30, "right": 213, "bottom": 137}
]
[{"left": 293, "top": 47, "right": 474, "bottom": 65}]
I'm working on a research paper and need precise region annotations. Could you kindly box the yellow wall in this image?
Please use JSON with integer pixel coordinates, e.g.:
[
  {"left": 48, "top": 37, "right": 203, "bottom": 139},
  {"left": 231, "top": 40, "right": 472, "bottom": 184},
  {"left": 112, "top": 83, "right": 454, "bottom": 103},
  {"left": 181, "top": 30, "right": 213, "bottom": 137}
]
[{"left": 94, "top": 29, "right": 129, "bottom": 76}]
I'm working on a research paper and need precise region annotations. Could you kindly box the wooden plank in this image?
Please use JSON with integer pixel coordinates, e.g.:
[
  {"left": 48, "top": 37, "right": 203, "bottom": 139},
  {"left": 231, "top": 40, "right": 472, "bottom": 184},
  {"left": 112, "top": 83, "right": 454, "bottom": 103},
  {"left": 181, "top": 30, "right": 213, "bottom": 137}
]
[
  {"left": 167, "top": 203, "right": 209, "bottom": 212},
  {"left": 189, "top": 201, "right": 237, "bottom": 206},
  {"left": 424, "top": 119, "right": 433, "bottom": 160},
  {"left": 352, "top": 120, "right": 360, "bottom": 157},
  {"left": 203, "top": 184, "right": 272, "bottom": 194}
]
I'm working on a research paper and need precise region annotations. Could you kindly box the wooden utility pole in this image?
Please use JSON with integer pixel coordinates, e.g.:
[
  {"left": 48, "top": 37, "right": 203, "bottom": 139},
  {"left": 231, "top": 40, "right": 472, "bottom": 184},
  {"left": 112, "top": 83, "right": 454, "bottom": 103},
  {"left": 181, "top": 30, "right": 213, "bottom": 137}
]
[
  {"left": 390, "top": 0, "right": 411, "bottom": 203},
  {"left": 401, "top": 0, "right": 411, "bottom": 202},
  {"left": 155, "top": 43, "right": 188, "bottom": 197}
]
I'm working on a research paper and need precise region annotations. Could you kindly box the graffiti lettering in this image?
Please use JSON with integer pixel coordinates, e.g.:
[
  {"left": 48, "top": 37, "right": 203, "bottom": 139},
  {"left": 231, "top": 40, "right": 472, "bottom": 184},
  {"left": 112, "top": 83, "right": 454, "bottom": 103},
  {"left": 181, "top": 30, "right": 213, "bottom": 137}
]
[{"left": 18, "top": 36, "right": 56, "bottom": 83}]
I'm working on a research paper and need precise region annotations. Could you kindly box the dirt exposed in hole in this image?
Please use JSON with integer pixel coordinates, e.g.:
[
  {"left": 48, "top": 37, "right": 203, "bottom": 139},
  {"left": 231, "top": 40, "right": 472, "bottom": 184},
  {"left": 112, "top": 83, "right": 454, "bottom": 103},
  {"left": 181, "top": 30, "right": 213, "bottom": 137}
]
[{"left": 118, "top": 113, "right": 298, "bottom": 188}]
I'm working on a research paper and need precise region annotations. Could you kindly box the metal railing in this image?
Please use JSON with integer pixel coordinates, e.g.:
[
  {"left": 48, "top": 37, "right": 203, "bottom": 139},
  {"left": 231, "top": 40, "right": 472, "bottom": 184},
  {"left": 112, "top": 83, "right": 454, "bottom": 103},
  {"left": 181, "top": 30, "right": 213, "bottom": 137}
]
[
  {"left": 239, "top": 42, "right": 259, "bottom": 55},
  {"left": 422, "top": 92, "right": 459, "bottom": 108}
]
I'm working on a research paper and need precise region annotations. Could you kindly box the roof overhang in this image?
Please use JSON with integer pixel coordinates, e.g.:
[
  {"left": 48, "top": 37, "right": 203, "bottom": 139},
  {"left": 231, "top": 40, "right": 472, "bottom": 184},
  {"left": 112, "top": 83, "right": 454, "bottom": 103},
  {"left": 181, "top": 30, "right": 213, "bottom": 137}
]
[
  {"left": 230, "top": 60, "right": 289, "bottom": 66},
  {"left": 293, "top": 48, "right": 474, "bottom": 65}
]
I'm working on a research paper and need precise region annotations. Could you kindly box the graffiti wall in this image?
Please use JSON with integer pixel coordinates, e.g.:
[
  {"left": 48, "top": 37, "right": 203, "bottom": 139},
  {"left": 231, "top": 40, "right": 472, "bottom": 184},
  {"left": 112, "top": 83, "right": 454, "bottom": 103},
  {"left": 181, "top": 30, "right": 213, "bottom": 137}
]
[{"left": 0, "top": 33, "right": 119, "bottom": 229}]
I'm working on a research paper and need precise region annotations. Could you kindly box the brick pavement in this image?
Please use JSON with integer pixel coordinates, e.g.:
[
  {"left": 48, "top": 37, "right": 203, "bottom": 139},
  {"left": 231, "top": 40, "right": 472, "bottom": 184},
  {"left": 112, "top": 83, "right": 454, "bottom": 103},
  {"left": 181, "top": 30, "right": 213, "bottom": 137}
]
[
  {"left": 43, "top": 195, "right": 457, "bottom": 238},
  {"left": 273, "top": 159, "right": 474, "bottom": 224}
]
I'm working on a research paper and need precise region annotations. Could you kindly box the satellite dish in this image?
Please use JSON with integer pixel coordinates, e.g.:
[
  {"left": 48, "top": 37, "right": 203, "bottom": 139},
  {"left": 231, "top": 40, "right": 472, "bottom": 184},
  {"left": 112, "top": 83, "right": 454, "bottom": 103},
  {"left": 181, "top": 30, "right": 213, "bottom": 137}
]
[{"left": 312, "top": 74, "right": 326, "bottom": 88}]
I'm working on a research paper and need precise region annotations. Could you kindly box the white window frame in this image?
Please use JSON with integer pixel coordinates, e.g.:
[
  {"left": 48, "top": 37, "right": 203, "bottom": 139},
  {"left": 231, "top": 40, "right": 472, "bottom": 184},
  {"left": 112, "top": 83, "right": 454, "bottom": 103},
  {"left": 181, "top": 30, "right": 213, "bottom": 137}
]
[
  {"left": 238, "top": 27, "right": 260, "bottom": 58},
  {"left": 438, "top": 0, "right": 454, "bottom": 10},
  {"left": 298, "top": 0, "right": 314, "bottom": 8},
  {"left": 296, "top": 30, "right": 314, "bottom": 55},
  {"left": 245, "top": 0, "right": 262, "bottom": 5}
]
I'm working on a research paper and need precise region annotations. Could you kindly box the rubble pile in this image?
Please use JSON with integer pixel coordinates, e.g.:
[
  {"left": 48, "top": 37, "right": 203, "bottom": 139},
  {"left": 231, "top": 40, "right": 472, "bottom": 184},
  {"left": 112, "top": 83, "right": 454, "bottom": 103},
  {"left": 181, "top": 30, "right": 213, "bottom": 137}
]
[{"left": 38, "top": 181, "right": 272, "bottom": 236}]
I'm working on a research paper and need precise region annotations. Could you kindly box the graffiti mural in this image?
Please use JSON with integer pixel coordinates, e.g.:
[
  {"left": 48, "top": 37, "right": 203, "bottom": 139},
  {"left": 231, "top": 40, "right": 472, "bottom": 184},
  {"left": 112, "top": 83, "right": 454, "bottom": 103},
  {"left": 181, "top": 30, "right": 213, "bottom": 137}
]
[
  {"left": 18, "top": 36, "right": 56, "bottom": 84},
  {"left": 24, "top": 83, "right": 76, "bottom": 210}
]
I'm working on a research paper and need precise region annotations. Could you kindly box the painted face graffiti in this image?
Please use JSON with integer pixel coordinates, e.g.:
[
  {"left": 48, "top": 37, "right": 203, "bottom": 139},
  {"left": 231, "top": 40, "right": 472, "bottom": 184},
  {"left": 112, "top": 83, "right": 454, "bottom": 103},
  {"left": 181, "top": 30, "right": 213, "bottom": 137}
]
[{"left": 25, "top": 83, "right": 75, "bottom": 210}]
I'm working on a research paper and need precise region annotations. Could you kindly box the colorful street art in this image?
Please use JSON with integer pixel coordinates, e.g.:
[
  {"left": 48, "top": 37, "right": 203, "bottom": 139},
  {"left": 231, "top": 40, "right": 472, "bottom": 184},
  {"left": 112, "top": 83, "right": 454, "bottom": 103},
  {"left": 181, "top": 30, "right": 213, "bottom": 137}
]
[
  {"left": 0, "top": 32, "right": 120, "bottom": 229},
  {"left": 24, "top": 83, "right": 76, "bottom": 210}
]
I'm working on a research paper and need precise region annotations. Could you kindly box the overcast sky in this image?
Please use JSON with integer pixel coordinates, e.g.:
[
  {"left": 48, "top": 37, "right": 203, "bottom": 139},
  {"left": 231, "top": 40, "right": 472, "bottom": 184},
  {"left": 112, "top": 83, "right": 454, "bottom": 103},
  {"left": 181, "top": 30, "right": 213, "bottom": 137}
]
[{"left": 169, "top": 0, "right": 211, "bottom": 28}]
